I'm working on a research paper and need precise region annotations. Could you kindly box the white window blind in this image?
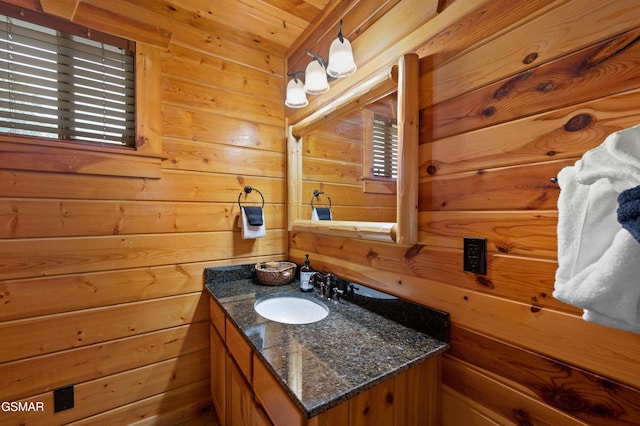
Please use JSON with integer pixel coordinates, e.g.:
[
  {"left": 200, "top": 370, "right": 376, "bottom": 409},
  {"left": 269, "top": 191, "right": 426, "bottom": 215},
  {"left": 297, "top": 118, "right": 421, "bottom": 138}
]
[
  {"left": 0, "top": 12, "right": 135, "bottom": 146},
  {"left": 372, "top": 113, "right": 398, "bottom": 178}
]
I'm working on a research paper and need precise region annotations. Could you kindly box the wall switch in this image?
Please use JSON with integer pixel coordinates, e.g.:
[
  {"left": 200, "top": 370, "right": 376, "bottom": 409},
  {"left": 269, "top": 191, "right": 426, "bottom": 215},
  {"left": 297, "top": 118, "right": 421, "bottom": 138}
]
[
  {"left": 54, "top": 385, "right": 74, "bottom": 412},
  {"left": 463, "top": 237, "right": 487, "bottom": 275}
]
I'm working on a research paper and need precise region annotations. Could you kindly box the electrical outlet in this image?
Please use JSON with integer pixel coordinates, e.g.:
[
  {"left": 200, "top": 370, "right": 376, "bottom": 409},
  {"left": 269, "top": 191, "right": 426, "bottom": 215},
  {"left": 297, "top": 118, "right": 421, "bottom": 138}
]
[
  {"left": 54, "top": 385, "right": 74, "bottom": 413},
  {"left": 463, "top": 237, "right": 487, "bottom": 275}
]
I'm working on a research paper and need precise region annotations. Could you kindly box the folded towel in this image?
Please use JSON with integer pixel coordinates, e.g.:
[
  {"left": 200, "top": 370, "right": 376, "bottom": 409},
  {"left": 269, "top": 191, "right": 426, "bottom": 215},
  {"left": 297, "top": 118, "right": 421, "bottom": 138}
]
[
  {"left": 311, "top": 207, "right": 332, "bottom": 220},
  {"left": 575, "top": 123, "right": 640, "bottom": 190},
  {"left": 238, "top": 206, "right": 265, "bottom": 239},
  {"left": 572, "top": 230, "right": 640, "bottom": 333},
  {"left": 242, "top": 206, "right": 264, "bottom": 226},
  {"left": 553, "top": 124, "right": 640, "bottom": 333},
  {"left": 618, "top": 185, "right": 640, "bottom": 244}
]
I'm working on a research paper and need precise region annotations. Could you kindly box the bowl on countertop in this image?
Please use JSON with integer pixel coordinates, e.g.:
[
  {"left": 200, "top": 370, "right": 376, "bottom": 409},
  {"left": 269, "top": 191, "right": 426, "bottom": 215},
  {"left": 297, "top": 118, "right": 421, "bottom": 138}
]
[{"left": 255, "top": 261, "right": 297, "bottom": 286}]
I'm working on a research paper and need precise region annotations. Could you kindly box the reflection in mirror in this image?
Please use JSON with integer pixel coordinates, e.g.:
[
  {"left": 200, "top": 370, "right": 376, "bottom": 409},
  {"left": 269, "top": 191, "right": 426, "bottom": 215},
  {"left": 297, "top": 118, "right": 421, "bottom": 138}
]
[
  {"left": 301, "top": 91, "right": 398, "bottom": 223},
  {"left": 288, "top": 53, "right": 418, "bottom": 244}
]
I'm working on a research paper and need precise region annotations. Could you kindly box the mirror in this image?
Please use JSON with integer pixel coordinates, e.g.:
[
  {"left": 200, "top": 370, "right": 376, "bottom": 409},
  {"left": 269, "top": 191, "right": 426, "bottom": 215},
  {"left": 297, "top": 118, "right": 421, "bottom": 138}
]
[{"left": 287, "top": 53, "right": 418, "bottom": 244}]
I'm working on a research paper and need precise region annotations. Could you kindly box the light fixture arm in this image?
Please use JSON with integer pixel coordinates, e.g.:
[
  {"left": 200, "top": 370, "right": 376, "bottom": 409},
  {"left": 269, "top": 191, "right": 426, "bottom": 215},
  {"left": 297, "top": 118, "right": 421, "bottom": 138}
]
[
  {"left": 337, "top": 19, "right": 344, "bottom": 43},
  {"left": 306, "top": 49, "right": 327, "bottom": 67},
  {"left": 287, "top": 70, "right": 305, "bottom": 82}
]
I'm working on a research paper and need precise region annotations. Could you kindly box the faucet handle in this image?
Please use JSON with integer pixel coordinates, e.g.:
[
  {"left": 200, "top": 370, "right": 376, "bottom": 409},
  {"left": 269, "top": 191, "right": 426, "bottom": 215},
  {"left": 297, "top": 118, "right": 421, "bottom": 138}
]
[{"left": 318, "top": 280, "right": 326, "bottom": 297}]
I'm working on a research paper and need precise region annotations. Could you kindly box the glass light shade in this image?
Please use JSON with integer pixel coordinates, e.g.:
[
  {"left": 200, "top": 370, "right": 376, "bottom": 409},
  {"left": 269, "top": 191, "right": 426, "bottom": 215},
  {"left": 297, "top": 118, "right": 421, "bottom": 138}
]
[
  {"left": 304, "top": 60, "right": 330, "bottom": 95},
  {"left": 285, "top": 78, "right": 308, "bottom": 108},
  {"left": 327, "top": 37, "right": 356, "bottom": 78}
]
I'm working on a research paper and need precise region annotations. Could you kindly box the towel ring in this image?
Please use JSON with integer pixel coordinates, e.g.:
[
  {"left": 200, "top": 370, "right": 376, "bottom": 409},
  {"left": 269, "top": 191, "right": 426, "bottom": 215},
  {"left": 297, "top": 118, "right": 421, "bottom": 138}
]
[
  {"left": 311, "top": 189, "right": 332, "bottom": 210},
  {"left": 238, "top": 185, "right": 265, "bottom": 208}
]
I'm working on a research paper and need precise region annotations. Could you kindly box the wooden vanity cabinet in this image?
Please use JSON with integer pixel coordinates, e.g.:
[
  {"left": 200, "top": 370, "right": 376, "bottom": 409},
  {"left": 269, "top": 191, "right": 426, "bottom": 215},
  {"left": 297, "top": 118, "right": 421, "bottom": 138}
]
[
  {"left": 210, "top": 297, "right": 269, "bottom": 426},
  {"left": 209, "top": 296, "right": 442, "bottom": 426}
]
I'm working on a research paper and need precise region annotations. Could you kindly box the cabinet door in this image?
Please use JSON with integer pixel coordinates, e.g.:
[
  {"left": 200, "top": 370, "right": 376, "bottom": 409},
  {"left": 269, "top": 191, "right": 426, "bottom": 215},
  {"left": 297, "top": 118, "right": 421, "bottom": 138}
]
[
  {"left": 226, "top": 317, "right": 252, "bottom": 380},
  {"left": 253, "top": 353, "right": 304, "bottom": 426},
  {"left": 210, "top": 324, "right": 226, "bottom": 424},
  {"left": 349, "top": 380, "right": 395, "bottom": 426},
  {"left": 253, "top": 403, "right": 273, "bottom": 426},
  {"left": 227, "top": 355, "right": 254, "bottom": 426}
]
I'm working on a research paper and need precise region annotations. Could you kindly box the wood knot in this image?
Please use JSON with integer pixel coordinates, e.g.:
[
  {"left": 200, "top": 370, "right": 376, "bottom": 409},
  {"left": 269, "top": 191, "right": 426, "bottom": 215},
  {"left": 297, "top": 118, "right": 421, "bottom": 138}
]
[
  {"left": 513, "top": 408, "right": 533, "bottom": 426},
  {"left": 535, "top": 82, "right": 553, "bottom": 92},
  {"left": 482, "top": 106, "right": 496, "bottom": 117},
  {"left": 494, "top": 72, "right": 531, "bottom": 100},
  {"left": 530, "top": 304, "right": 543, "bottom": 313},
  {"left": 476, "top": 276, "right": 494, "bottom": 288},
  {"left": 426, "top": 164, "right": 437, "bottom": 175},
  {"left": 385, "top": 393, "right": 394, "bottom": 404},
  {"left": 523, "top": 52, "right": 538, "bottom": 64},
  {"left": 541, "top": 386, "right": 586, "bottom": 412},
  {"left": 404, "top": 244, "right": 424, "bottom": 259},
  {"left": 564, "top": 113, "right": 593, "bottom": 132}
]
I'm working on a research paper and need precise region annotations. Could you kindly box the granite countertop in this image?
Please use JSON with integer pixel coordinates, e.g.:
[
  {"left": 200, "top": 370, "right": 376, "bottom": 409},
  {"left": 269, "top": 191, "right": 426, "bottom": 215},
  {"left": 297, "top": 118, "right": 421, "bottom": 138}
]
[{"left": 205, "top": 264, "right": 450, "bottom": 418}]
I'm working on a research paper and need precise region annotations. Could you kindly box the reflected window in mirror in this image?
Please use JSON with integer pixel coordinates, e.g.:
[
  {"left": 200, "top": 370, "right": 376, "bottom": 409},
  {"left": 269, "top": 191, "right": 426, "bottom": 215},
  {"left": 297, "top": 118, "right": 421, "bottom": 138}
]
[
  {"left": 371, "top": 114, "right": 398, "bottom": 179},
  {"left": 362, "top": 92, "right": 398, "bottom": 196}
]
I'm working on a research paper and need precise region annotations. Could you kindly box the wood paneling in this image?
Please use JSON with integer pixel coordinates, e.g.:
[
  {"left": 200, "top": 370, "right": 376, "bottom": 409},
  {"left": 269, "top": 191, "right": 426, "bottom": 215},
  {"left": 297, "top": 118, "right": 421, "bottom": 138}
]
[
  {"left": 70, "top": 381, "right": 212, "bottom": 425},
  {"left": 0, "top": 322, "right": 209, "bottom": 401},
  {"left": 1, "top": 230, "right": 286, "bottom": 279},
  {"left": 421, "top": 0, "right": 640, "bottom": 107},
  {"left": 2, "top": 350, "right": 209, "bottom": 425},
  {"left": 446, "top": 325, "right": 640, "bottom": 425},
  {"left": 289, "top": 0, "right": 640, "bottom": 424},
  {"left": 420, "top": 27, "right": 640, "bottom": 141},
  {"left": 0, "top": 0, "right": 292, "bottom": 422},
  {"left": 0, "top": 199, "right": 285, "bottom": 239}
]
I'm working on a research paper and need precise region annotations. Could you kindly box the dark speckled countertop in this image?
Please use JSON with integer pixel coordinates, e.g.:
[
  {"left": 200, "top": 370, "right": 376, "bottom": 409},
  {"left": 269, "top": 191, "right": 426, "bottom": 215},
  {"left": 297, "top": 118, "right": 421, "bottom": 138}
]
[{"left": 205, "top": 264, "right": 449, "bottom": 419}]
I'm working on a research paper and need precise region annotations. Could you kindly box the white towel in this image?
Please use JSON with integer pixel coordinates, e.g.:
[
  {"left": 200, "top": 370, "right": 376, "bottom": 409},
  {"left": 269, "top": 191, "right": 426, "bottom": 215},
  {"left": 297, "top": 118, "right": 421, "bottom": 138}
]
[
  {"left": 553, "top": 124, "right": 640, "bottom": 333},
  {"left": 238, "top": 207, "right": 266, "bottom": 239}
]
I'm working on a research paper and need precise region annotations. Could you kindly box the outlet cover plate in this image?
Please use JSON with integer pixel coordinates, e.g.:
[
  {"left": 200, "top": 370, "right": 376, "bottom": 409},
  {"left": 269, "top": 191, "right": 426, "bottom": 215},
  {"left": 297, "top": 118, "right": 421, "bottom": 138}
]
[
  {"left": 54, "top": 385, "right": 74, "bottom": 413},
  {"left": 463, "top": 237, "right": 487, "bottom": 275}
]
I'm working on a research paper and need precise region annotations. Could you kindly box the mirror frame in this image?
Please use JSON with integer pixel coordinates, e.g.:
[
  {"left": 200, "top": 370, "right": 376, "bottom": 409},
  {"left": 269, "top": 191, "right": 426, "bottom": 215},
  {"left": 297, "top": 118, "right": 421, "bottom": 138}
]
[{"left": 287, "top": 53, "right": 419, "bottom": 244}]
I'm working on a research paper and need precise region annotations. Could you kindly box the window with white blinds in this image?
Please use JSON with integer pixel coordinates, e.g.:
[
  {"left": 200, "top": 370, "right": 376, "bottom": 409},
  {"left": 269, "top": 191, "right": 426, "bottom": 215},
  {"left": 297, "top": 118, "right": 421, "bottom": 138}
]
[
  {"left": 372, "top": 113, "right": 398, "bottom": 178},
  {"left": 0, "top": 11, "right": 135, "bottom": 146}
]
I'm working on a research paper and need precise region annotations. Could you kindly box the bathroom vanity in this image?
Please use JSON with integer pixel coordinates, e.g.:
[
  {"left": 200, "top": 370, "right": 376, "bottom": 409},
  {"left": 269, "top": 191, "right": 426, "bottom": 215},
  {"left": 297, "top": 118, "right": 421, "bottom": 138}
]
[{"left": 205, "top": 265, "right": 449, "bottom": 426}]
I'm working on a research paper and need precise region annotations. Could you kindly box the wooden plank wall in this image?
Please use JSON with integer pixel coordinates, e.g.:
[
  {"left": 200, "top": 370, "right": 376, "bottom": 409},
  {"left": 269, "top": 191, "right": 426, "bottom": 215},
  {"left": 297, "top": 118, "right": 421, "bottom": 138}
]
[
  {"left": 0, "top": 0, "right": 286, "bottom": 424},
  {"left": 289, "top": 0, "right": 640, "bottom": 424},
  {"left": 300, "top": 108, "right": 396, "bottom": 223}
]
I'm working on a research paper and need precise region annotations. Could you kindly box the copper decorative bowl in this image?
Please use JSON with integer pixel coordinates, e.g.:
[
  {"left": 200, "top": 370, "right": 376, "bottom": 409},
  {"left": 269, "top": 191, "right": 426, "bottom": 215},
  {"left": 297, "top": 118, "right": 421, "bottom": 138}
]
[{"left": 255, "top": 261, "right": 297, "bottom": 286}]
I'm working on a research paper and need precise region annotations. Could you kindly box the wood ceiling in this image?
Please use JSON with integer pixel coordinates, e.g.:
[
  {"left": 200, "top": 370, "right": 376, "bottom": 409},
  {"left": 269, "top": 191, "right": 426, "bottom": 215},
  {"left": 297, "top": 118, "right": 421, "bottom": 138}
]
[{"left": 11, "top": 0, "right": 334, "bottom": 56}]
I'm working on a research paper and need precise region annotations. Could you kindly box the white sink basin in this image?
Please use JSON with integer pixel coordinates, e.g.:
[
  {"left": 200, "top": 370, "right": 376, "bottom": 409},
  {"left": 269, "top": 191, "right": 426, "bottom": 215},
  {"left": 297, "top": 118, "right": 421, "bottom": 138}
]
[{"left": 254, "top": 294, "right": 329, "bottom": 324}]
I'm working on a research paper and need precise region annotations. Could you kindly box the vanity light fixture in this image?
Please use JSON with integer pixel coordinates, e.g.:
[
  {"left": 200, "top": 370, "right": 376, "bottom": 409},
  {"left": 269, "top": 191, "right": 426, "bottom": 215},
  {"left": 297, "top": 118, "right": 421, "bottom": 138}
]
[
  {"left": 326, "top": 19, "right": 357, "bottom": 78},
  {"left": 285, "top": 71, "right": 308, "bottom": 108},
  {"left": 285, "top": 19, "right": 357, "bottom": 108},
  {"left": 304, "top": 50, "right": 331, "bottom": 95}
]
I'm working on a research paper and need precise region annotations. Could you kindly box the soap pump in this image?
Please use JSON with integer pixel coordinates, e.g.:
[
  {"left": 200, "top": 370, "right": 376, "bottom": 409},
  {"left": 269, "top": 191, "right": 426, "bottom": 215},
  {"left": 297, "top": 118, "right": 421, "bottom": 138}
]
[{"left": 300, "top": 254, "right": 314, "bottom": 292}]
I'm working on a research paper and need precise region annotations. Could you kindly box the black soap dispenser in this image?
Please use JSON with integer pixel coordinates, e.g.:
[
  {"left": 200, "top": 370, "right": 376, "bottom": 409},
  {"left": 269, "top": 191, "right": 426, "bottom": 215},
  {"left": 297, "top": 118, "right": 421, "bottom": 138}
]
[{"left": 300, "top": 254, "right": 314, "bottom": 292}]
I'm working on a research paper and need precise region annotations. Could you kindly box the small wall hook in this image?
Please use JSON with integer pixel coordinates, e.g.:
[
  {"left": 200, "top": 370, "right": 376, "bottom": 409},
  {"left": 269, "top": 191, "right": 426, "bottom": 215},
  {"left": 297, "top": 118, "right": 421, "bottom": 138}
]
[{"left": 550, "top": 177, "right": 558, "bottom": 184}]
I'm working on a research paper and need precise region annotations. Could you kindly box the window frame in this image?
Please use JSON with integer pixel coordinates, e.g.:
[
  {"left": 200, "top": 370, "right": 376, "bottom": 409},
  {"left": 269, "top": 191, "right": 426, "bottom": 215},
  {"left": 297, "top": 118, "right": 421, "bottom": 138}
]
[
  {"left": 362, "top": 109, "right": 397, "bottom": 195},
  {"left": 0, "top": 3, "right": 162, "bottom": 179}
]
